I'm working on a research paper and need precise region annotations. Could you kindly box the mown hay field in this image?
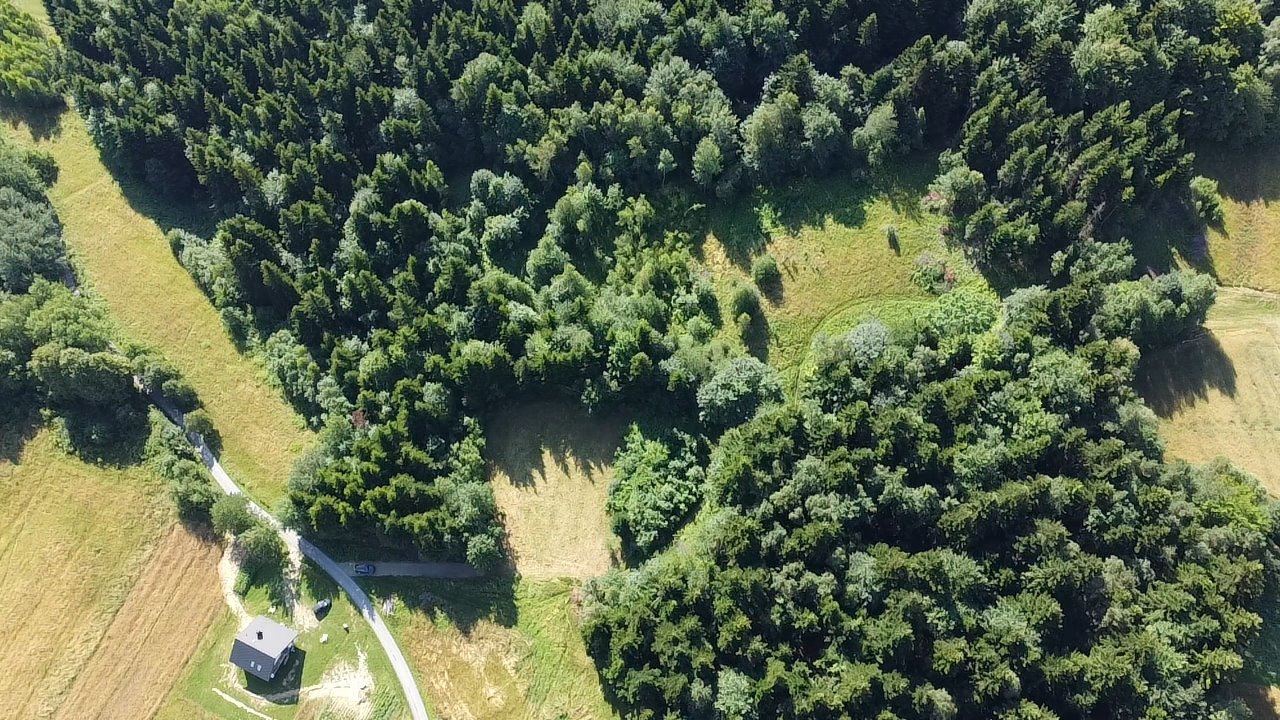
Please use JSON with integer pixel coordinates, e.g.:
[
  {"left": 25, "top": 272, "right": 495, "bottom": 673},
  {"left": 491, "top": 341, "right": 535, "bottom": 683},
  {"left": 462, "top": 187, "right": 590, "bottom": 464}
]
[{"left": 0, "top": 428, "right": 173, "bottom": 718}]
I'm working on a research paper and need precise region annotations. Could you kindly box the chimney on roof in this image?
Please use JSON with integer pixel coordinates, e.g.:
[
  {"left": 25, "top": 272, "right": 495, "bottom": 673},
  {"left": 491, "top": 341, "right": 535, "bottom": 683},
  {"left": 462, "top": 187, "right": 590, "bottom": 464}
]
[{"left": 257, "top": 631, "right": 264, "bottom": 640}]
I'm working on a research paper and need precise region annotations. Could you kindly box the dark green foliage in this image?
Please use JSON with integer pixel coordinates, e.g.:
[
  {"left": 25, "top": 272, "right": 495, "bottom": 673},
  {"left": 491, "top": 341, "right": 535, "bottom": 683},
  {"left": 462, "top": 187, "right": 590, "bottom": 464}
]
[
  {"left": 1096, "top": 271, "right": 1217, "bottom": 349},
  {"left": 910, "top": 252, "right": 952, "bottom": 294},
  {"left": 147, "top": 412, "right": 218, "bottom": 524},
  {"left": 585, "top": 325, "right": 1280, "bottom": 719},
  {"left": 0, "top": 4, "right": 62, "bottom": 107},
  {"left": 1190, "top": 176, "right": 1225, "bottom": 225},
  {"left": 237, "top": 523, "right": 286, "bottom": 577},
  {"left": 696, "top": 356, "right": 782, "bottom": 432},
  {"left": 0, "top": 186, "right": 66, "bottom": 293},
  {"left": 924, "top": 286, "right": 999, "bottom": 338},
  {"left": 750, "top": 253, "right": 781, "bottom": 292},
  {"left": 183, "top": 407, "right": 220, "bottom": 451},
  {"left": 132, "top": 350, "right": 200, "bottom": 412},
  {"left": 729, "top": 282, "right": 761, "bottom": 319},
  {"left": 212, "top": 494, "right": 255, "bottom": 537},
  {"left": 607, "top": 426, "right": 705, "bottom": 558}
]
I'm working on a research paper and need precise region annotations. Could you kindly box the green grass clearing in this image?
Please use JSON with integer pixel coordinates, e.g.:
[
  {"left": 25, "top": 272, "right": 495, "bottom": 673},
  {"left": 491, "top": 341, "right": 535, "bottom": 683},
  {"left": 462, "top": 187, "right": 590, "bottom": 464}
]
[
  {"left": 371, "top": 576, "right": 615, "bottom": 720},
  {"left": 700, "top": 163, "right": 991, "bottom": 380},
  {"left": 486, "top": 399, "right": 628, "bottom": 580},
  {"left": 1136, "top": 287, "right": 1280, "bottom": 496},
  {"left": 1195, "top": 144, "right": 1280, "bottom": 293}
]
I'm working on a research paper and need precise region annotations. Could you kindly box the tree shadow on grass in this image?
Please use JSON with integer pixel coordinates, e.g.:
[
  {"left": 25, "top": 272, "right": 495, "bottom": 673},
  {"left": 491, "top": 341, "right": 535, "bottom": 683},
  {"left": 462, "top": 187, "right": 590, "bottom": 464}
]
[
  {"left": 1133, "top": 329, "right": 1237, "bottom": 417},
  {"left": 1124, "top": 195, "right": 1220, "bottom": 280},
  {"left": 1195, "top": 142, "right": 1280, "bottom": 204},
  {"left": 0, "top": 100, "right": 64, "bottom": 142},
  {"left": 739, "top": 310, "right": 771, "bottom": 362},
  {"left": 484, "top": 396, "right": 628, "bottom": 490},
  {"left": 368, "top": 574, "right": 520, "bottom": 635},
  {"left": 114, "top": 171, "right": 220, "bottom": 239},
  {"left": 0, "top": 410, "right": 41, "bottom": 463},
  {"left": 700, "top": 154, "right": 938, "bottom": 271}
]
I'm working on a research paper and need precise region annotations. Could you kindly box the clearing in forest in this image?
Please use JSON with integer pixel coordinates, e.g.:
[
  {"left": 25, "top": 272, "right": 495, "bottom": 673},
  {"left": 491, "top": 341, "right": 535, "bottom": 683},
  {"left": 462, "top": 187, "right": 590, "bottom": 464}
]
[
  {"left": 5, "top": 107, "right": 310, "bottom": 506},
  {"left": 375, "top": 577, "right": 616, "bottom": 720},
  {"left": 1137, "top": 287, "right": 1280, "bottom": 496},
  {"left": 701, "top": 167, "right": 990, "bottom": 376},
  {"left": 1195, "top": 145, "right": 1280, "bottom": 293},
  {"left": 0, "top": 428, "right": 170, "bottom": 718},
  {"left": 486, "top": 399, "right": 627, "bottom": 580}
]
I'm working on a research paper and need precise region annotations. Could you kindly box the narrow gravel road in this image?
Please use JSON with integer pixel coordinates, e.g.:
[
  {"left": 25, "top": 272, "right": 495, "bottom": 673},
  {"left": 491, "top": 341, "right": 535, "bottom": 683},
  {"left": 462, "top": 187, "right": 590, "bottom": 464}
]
[
  {"left": 196, "top": 444, "right": 430, "bottom": 720},
  {"left": 142, "top": 386, "right": 431, "bottom": 720},
  {"left": 339, "top": 562, "right": 480, "bottom": 579}
]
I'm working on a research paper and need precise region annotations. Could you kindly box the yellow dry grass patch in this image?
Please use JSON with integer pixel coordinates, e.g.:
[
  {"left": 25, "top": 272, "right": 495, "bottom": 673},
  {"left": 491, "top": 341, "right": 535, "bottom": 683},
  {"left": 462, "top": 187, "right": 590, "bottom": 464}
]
[
  {"left": 486, "top": 400, "right": 626, "bottom": 580},
  {"left": 55, "top": 524, "right": 224, "bottom": 720},
  {"left": 4, "top": 105, "right": 311, "bottom": 505},
  {"left": 1137, "top": 287, "right": 1280, "bottom": 494},
  {"left": 384, "top": 578, "right": 615, "bottom": 720},
  {"left": 0, "top": 429, "right": 168, "bottom": 718},
  {"left": 1198, "top": 146, "right": 1280, "bottom": 293}
]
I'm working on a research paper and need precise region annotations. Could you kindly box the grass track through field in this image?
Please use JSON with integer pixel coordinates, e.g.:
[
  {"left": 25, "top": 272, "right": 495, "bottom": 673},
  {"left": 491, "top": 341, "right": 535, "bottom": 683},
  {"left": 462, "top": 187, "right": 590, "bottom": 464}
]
[{"left": 5, "top": 108, "right": 311, "bottom": 506}]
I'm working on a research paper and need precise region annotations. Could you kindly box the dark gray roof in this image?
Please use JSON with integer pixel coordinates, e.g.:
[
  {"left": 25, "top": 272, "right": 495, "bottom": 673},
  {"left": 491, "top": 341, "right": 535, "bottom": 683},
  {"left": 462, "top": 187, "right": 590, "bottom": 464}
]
[{"left": 229, "top": 616, "right": 298, "bottom": 681}]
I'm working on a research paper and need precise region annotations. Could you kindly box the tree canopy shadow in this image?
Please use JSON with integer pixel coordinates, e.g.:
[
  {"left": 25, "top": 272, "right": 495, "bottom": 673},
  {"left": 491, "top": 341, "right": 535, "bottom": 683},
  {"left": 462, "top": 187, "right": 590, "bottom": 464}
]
[
  {"left": 484, "top": 396, "right": 628, "bottom": 490},
  {"left": 114, "top": 171, "right": 220, "bottom": 239},
  {"left": 1134, "top": 329, "right": 1238, "bottom": 417},
  {"left": 1125, "top": 194, "right": 1220, "bottom": 280},
  {"left": 0, "top": 410, "right": 41, "bottom": 463},
  {"left": 1234, "top": 575, "right": 1280, "bottom": 718},
  {"left": 0, "top": 100, "right": 64, "bottom": 141},
  {"left": 58, "top": 402, "right": 152, "bottom": 467},
  {"left": 1195, "top": 142, "right": 1280, "bottom": 204},
  {"left": 369, "top": 575, "right": 519, "bottom": 635}
]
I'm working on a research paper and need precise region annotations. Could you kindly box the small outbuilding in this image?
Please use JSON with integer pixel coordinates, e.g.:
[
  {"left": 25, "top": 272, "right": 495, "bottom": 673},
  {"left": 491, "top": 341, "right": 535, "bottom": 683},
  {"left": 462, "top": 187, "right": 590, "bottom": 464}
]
[{"left": 229, "top": 616, "right": 298, "bottom": 682}]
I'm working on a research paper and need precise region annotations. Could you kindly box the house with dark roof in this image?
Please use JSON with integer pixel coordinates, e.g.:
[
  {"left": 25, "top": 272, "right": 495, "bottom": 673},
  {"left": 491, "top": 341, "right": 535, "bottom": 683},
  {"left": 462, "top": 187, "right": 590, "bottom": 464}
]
[{"left": 229, "top": 616, "right": 298, "bottom": 682}]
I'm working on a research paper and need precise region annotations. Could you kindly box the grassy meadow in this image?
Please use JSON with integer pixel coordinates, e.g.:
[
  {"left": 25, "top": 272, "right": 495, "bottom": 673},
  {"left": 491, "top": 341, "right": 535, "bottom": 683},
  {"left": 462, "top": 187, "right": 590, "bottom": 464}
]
[
  {"left": 372, "top": 577, "right": 615, "bottom": 720},
  {"left": 0, "top": 426, "right": 178, "bottom": 718},
  {"left": 700, "top": 162, "right": 991, "bottom": 379},
  {"left": 485, "top": 399, "right": 629, "bottom": 580},
  {"left": 1195, "top": 145, "right": 1280, "bottom": 293},
  {"left": 1137, "top": 288, "right": 1280, "bottom": 495}
]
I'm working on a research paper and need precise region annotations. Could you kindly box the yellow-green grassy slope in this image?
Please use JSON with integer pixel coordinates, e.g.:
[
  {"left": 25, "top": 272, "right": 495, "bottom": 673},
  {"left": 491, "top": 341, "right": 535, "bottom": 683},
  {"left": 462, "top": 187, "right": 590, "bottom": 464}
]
[
  {"left": 702, "top": 168, "right": 991, "bottom": 380},
  {"left": 3, "top": 0, "right": 310, "bottom": 504},
  {"left": 374, "top": 577, "right": 616, "bottom": 720},
  {"left": 0, "top": 428, "right": 169, "bottom": 718},
  {"left": 1197, "top": 145, "right": 1280, "bottom": 293}
]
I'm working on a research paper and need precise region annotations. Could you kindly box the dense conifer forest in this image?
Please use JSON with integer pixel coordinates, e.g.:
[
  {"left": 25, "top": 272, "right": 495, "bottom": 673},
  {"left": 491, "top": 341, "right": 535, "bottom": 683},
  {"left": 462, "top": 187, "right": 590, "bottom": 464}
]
[{"left": 29, "top": 0, "right": 1280, "bottom": 715}]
